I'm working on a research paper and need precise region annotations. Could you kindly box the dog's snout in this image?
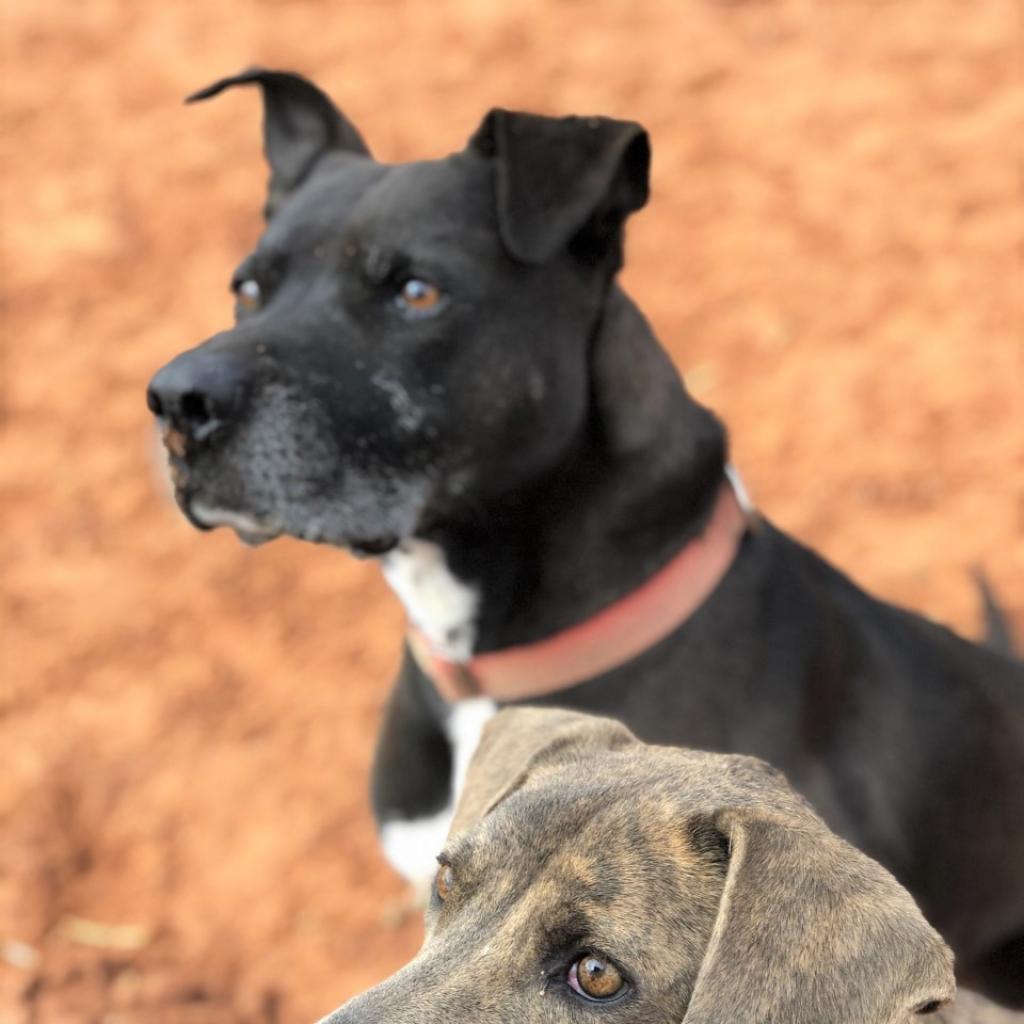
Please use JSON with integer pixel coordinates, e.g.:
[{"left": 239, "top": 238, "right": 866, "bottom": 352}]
[{"left": 147, "top": 349, "right": 250, "bottom": 441}]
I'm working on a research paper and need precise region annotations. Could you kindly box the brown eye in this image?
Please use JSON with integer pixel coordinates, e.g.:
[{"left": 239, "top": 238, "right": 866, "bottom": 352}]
[
  {"left": 396, "top": 278, "right": 443, "bottom": 317},
  {"left": 435, "top": 862, "right": 454, "bottom": 902},
  {"left": 568, "top": 955, "right": 625, "bottom": 1001},
  {"left": 236, "top": 279, "right": 261, "bottom": 313}
]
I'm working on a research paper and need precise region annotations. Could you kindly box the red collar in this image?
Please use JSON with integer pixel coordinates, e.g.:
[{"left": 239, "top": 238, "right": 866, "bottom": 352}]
[{"left": 407, "top": 477, "right": 752, "bottom": 703}]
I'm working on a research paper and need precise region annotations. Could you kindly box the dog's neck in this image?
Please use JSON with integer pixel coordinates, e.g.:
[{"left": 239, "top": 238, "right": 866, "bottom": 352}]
[{"left": 380, "top": 287, "right": 728, "bottom": 657}]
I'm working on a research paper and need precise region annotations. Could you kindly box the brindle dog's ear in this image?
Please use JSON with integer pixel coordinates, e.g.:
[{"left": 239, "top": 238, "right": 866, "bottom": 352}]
[
  {"left": 450, "top": 708, "right": 635, "bottom": 837},
  {"left": 187, "top": 67, "right": 371, "bottom": 218},
  {"left": 469, "top": 108, "right": 650, "bottom": 265},
  {"left": 681, "top": 804, "right": 956, "bottom": 1024}
]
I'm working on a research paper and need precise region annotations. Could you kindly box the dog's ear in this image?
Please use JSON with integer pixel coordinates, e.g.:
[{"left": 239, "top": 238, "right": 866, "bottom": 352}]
[
  {"left": 681, "top": 802, "right": 955, "bottom": 1024},
  {"left": 187, "top": 67, "right": 370, "bottom": 218},
  {"left": 469, "top": 108, "right": 650, "bottom": 265},
  {"left": 449, "top": 708, "right": 635, "bottom": 837}
]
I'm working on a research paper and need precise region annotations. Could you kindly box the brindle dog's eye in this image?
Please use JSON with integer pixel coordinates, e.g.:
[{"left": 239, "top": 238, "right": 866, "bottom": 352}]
[
  {"left": 395, "top": 278, "right": 444, "bottom": 317},
  {"left": 434, "top": 862, "right": 454, "bottom": 902},
  {"left": 568, "top": 955, "right": 625, "bottom": 1001},
  {"left": 235, "top": 279, "right": 262, "bottom": 313}
]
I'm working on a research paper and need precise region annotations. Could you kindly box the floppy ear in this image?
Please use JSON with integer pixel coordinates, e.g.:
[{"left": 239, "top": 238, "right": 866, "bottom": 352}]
[
  {"left": 449, "top": 707, "right": 635, "bottom": 837},
  {"left": 187, "top": 67, "right": 370, "bottom": 218},
  {"left": 469, "top": 108, "right": 650, "bottom": 265},
  {"left": 682, "top": 805, "right": 956, "bottom": 1024}
]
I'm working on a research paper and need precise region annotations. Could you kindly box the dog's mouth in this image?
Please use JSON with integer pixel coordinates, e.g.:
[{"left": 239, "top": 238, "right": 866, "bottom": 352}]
[
  {"left": 186, "top": 499, "right": 283, "bottom": 547},
  {"left": 157, "top": 424, "right": 414, "bottom": 556},
  {"left": 173, "top": 477, "right": 401, "bottom": 555},
  {"left": 186, "top": 500, "right": 399, "bottom": 554},
  {"left": 158, "top": 427, "right": 280, "bottom": 546},
  {"left": 347, "top": 535, "right": 400, "bottom": 558}
]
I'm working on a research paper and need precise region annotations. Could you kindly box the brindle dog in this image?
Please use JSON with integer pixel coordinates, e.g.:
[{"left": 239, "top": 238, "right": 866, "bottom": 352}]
[{"left": 318, "top": 708, "right": 1017, "bottom": 1024}]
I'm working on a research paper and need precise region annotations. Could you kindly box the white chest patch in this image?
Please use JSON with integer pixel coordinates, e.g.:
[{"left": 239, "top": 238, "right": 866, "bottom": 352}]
[
  {"left": 379, "top": 697, "right": 497, "bottom": 888},
  {"left": 380, "top": 538, "right": 480, "bottom": 661}
]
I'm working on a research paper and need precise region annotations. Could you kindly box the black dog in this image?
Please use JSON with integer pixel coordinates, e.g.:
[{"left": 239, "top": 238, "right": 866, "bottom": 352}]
[{"left": 148, "top": 69, "right": 1024, "bottom": 1003}]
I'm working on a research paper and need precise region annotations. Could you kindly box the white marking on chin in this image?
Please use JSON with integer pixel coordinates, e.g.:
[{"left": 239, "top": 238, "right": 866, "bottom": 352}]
[
  {"left": 189, "top": 502, "right": 276, "bottom": 536},
  {"left": 380, "top": 698, "right": 497, "bottom": 886},
  {"left": 380, "top": 539, "right": 479, "bottom": 660}
]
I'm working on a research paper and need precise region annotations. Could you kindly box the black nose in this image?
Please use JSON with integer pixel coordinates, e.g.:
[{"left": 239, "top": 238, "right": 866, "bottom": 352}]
[{"left": 147, "top": 349, "right": 250, "bottom": 441}]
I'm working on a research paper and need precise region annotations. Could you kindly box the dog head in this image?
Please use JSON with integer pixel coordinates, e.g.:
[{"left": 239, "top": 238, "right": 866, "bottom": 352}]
[
  {"left": 319, "top": 708, "right": 955, "bottom": 1023},
  {"left": 147, "top": 69, "right": 654, "bottom": 554}
]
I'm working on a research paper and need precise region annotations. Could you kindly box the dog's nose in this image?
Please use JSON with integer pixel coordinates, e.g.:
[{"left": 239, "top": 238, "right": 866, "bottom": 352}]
[{"left": 147, "top": 349, "right": 250, "bottom": 441}]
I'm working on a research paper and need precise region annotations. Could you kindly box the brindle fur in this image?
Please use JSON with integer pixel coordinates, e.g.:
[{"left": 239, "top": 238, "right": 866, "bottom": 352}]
[{"left": 321, "top": 709, "right": 1013, "bottom": 1023}]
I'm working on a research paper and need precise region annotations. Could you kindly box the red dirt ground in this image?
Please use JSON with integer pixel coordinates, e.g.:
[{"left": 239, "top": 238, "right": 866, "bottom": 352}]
[{"left": 1, "top": 1, "right": 1021, "bottom": 1020}]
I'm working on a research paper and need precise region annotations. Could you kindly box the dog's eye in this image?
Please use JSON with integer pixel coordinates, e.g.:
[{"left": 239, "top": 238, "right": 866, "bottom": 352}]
[
  {"left": 434, "top": 862, "right": 454, "bottom": 902},
  {"left": 395, "top": 278, "right": 444, "bottom": 317},
  {"left": 235, "top": 279, "right": 262, "bottom": 314},
  {"left": 568, "top": 955, "right": 625, "bottom": 1001}
]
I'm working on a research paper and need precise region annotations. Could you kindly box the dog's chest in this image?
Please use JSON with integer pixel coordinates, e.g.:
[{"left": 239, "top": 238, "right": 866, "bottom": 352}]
[{"left": 380, "top": 539, "right": 479, "bottom": 661}]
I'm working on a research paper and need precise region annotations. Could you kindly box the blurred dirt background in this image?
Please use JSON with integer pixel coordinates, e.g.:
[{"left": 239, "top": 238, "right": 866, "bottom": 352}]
[{"left": 1, "top": 0, "right": 1022, "bottom": 1020}]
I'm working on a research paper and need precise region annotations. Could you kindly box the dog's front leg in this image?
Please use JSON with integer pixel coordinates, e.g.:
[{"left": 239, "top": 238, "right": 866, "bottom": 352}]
[{"left": 371, "top": 649, "right": 456, "bottom": 891}]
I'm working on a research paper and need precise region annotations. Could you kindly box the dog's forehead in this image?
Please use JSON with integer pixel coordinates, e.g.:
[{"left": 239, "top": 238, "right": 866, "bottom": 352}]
[
  {"left": 466, "top": 733, "right": 800, "bottom": 833},
  {"left": 436, "top": 764, "right": 728, "bottom": 990},
  {"left": 460, "top": 752, "right": 725, "bottom": 872},
  {"left": 258, "top": 151, "right": 500, "bottom": 265},
  {"left": 348, "top": 153, "right": 499, "bottom": 248},
  {"left": 260, "top": 155, "right": 386, "bottom": 246},
  {"left": 447, "top": 741, "right": 811, "bottom": 901}
]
